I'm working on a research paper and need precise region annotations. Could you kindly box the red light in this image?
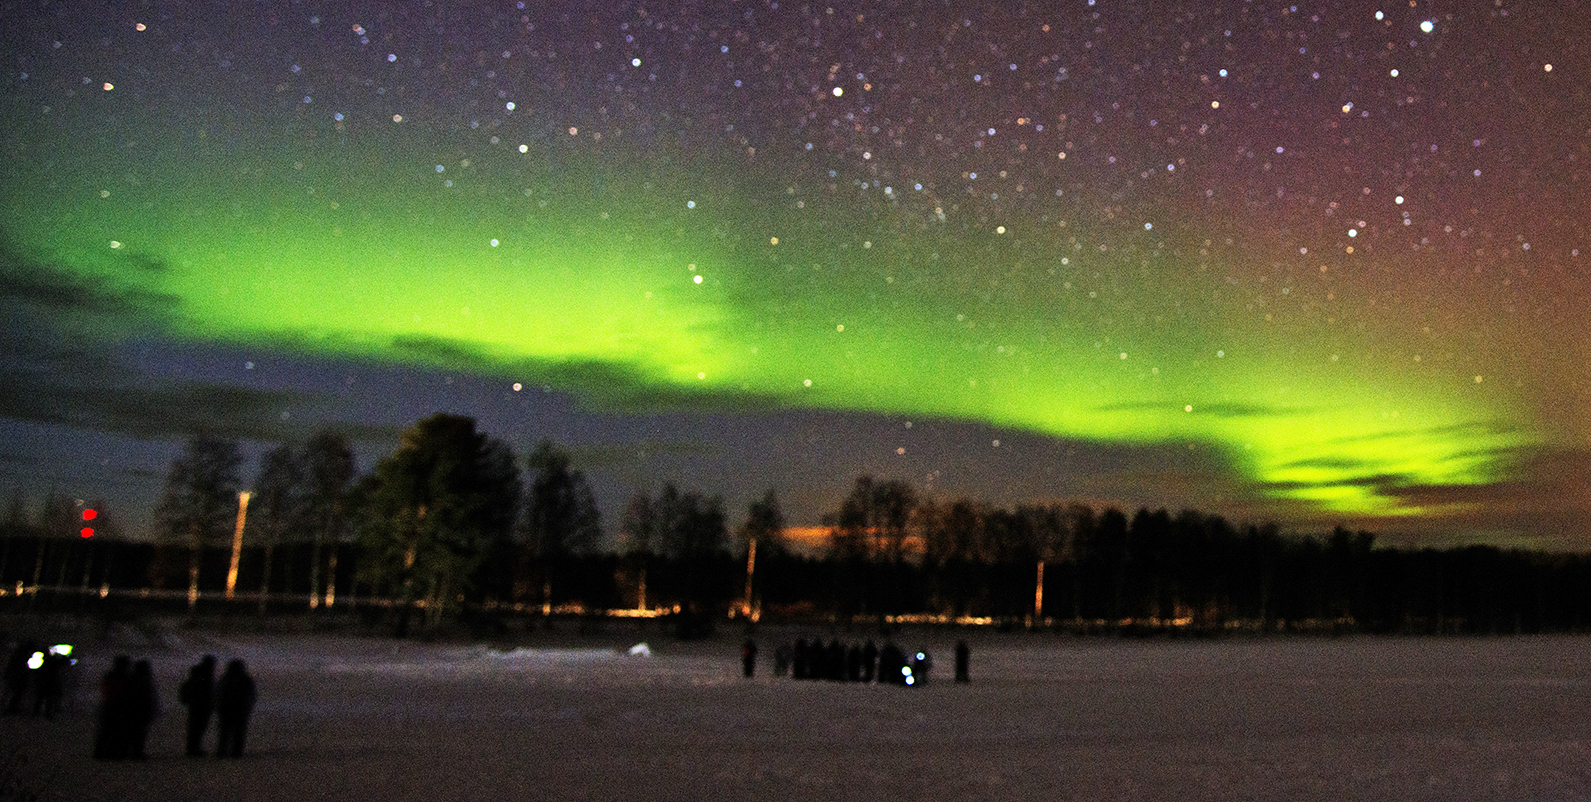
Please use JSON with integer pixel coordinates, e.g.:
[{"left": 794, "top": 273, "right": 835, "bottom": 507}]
[
  {"left": 80, "top": 527, "right": 94, "bottom": 538},
  {"left": 83, "top": 509, "right": 97, "bottom": 521}
]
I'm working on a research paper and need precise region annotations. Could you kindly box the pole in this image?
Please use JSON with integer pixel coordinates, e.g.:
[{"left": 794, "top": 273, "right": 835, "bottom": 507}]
[
  {"left": 1033, "top": 559, "right": 1045, "bottom": 625},
  {"left": 742, "top": 537, "right": 757, "bottom": 620},
  {"left": 226, "top": 491, "right": 251, "bottom": 600}
]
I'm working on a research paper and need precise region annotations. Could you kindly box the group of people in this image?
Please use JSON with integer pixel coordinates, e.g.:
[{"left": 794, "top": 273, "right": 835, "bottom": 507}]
[
  {"left": 2, "top": 638, "right": 72, "bottom": 718},
  {"left": 91, "top": 655, "right": 160, "bottom": 759},
  {"left": 744, "top": 637, "right": 972, "bottom": 686},
  {"left": 93, "top": 653, "right": 257, "bottom": 760}
]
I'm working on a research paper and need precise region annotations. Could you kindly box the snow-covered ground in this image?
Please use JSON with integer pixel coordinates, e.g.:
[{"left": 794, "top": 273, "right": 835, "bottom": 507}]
[{"left": 5, "top": 625, "right": 1591, "bottom": 801}]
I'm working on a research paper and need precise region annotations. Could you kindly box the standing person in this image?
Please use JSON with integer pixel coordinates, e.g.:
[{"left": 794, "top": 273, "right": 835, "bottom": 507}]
[
  {"left": 179, "top": 655, "right": 216, "bottom": 757},
  {"left": 772, "top": 642, "right": 791, "bottom": 677},
  {"left": 954, "top": 641, "right": 971, "bottom": 684},
  {"left": 93, "top": 655, "right": 132, "bottom": 760},
  {"left": 846, "top": 643, "right": 863, "bottom": 682},
  {"left": 3, "top": 640, "right": 36, "bottom": 715},
  {"left": 214, "top": 659, "right": 257, "bottom": 758},
  {"left": 740, "top": 638, "right": 758, "bottom": 678},
  {"left": 32, "top": 648, "right": 68, "bottom": 719},
  {"left": 861, "top": 639, "right": 878, "bottom": 683},
  {"left": 127, "top": 660, "right": 159, "bottom": 759}
]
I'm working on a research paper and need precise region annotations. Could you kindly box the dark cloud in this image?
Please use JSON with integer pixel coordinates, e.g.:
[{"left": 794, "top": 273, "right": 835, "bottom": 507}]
[
  {"left": 0, "top": 240, "right": 179, "bottom": 321},
  {"left": 0, "top": 362, "right": 312, "bottom": 442},
  {"left": 389, "top": 334, "right": 497, "bottom": 369}
]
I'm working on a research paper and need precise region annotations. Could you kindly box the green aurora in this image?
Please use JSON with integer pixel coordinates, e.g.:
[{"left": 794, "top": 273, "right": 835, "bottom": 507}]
[{"left": 2, "top": 125, "right": 1528, "bottom": 523}]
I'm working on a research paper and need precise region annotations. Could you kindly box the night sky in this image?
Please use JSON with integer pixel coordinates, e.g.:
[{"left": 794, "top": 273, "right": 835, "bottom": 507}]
[{"left": 3, "top": 0, "right": 1589, "bottom": 548}]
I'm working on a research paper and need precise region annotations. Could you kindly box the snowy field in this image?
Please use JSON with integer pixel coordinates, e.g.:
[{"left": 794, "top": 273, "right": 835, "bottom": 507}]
[{"left": 5, "top": 624, "right": 1591, "bottom": 801}]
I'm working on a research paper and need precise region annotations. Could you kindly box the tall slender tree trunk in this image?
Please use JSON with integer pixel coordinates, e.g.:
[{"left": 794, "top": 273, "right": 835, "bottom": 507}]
[
  {"left": 187, "top": 520, "right": 202, "bottom": 611},
  {"left": 324, "top": 549, "right": 338, "bottom": 607},
  {"left": 258, "top": 544, "right": 274, "bottom": 614}
]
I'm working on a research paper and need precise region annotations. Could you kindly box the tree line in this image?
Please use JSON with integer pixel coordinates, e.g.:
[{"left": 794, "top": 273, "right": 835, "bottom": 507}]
[{"left": 5, "top": 412, "right": 1591, "bottom": 635}]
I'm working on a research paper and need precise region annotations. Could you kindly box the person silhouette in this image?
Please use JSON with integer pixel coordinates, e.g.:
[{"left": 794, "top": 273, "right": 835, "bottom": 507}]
[
  {"left": 127, "top": 660, "right": 159, "bottom": 759},
  {"left": 740, "top": 639, "right": 758, "bottom": 678},
  {"left": 214, "top": 659, "right": 257, "bottom": 758},
  {"left": 3, "top": 640, "right": 36, "bottom": 715},
  {"left": 32, "top": 647, "right": 69, "bottom": 719},
  {"left": 179, "top": 655, "right": 216, "bottom": 757},
  {"left": 954, "top": 641, "right": 971, "bottom": 684},
  {"left": 93, "top": 655, "right": 132, "bottom": 760}
]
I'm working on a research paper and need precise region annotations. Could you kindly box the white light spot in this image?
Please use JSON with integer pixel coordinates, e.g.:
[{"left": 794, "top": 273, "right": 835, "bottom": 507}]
[
  {"left": 513, "top": 383, "right": 523, "bottom": 391},
  {"left": 803, "top": 378, "right": 812, "bottom": 387},
  {"left": 686, "top": 200, "right": 696, "bottom": 209},
  {"left": 1395, "top": 195, "right": 1405, "bottom": 204},
  {"left": 1144, "top": 222, "right": 1153, "bottom": 230},
  {"left": 1119, "top": 352, "right": 1129, "bottom": 360},
  {"left": 698, "top": 372, "right": 706, "bottom": 380},
  {"left": 1349, "top": 229, "right": 1358, "bottom": 237},
  {"left": 832, "top": 86, "right": 843, "bottom": 97},
  {"left": 109, "top": 240, "right": 121, "bottom": 249},
  {"left": 631, "top": 58, "right": 641, "bottom": 67},
  {"left": 102, "top": 82, "right": 114, "bottom": 91},
  {"left": 1420, "top": 20, "right": 1434, "bottom": 33},
  {"left": 693, "top": 274, "right": 703, "bottom": 284},
  {"left": 1544, "top": 64, "right": 1553, "bottom": 72},
  {"left": 836, "top": 324, "right": 845, "bottom": 332},
  {"left": 505, "top": 101, "right": 515, "bottom": 110},
  {"left": 1389, "top": 68, "right": 1399, "bottom": 77},
  {"left": 490, "top": 238, "right": 499, "bottom": 247},
  {"left": 1185, "top": 405, "right": 1194, "bottom": 412},
  {"left": 995, "top": 225, "right": 1006, "bottom": 234},
  {"left": 518, "top": 144, "right": 528, "bottom": 153},
  {"left": 387, "top": 53, "right": 397, "bottom": 62},
  {"left": 992, "top": 439, "right": 1001, "bottom": 448}
]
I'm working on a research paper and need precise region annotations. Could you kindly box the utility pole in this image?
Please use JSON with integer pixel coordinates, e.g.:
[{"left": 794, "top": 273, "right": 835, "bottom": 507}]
[
  {"left": 742, "top": 537, "right": 758, "bottom": 621},
  {"left": 1033, "top": 559, "right": 1046, "bottom": 626},
  {"left": 226, "top": 491, "right": 251, "bottom": 600}
]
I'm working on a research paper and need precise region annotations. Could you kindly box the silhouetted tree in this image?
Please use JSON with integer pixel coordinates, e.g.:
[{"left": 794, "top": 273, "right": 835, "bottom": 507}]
[
  {"left": 250, "top": 444, "right": 304, "bottom": 608},
  {"left": 652, "top": 484, "right": 728, "bottom": 632},
  {"left": 302, "top": 431, "right": 356, "bottom": 609},
  {"left": 520, "top": 441, "right": 601, "bottom": 612},
  {"left": 353, "top": 414, "right": 520, "bottom": 635},
  {"left": 617, "top": 492, "right": 659, "bottom": 610},
  {"left": 155, "top": 434, "right": 243, "bottom": 609},
  {"left": 737, "top": 488, "right": 787, "bottom": 616},
  {"left": 737, "top": 489, "right": 788, "bottom": 559}
]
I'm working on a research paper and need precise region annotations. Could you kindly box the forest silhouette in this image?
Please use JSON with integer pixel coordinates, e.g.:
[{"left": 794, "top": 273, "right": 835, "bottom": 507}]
[{"left": 3, "top": 413, "right": 1587, "bottom": 636}]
